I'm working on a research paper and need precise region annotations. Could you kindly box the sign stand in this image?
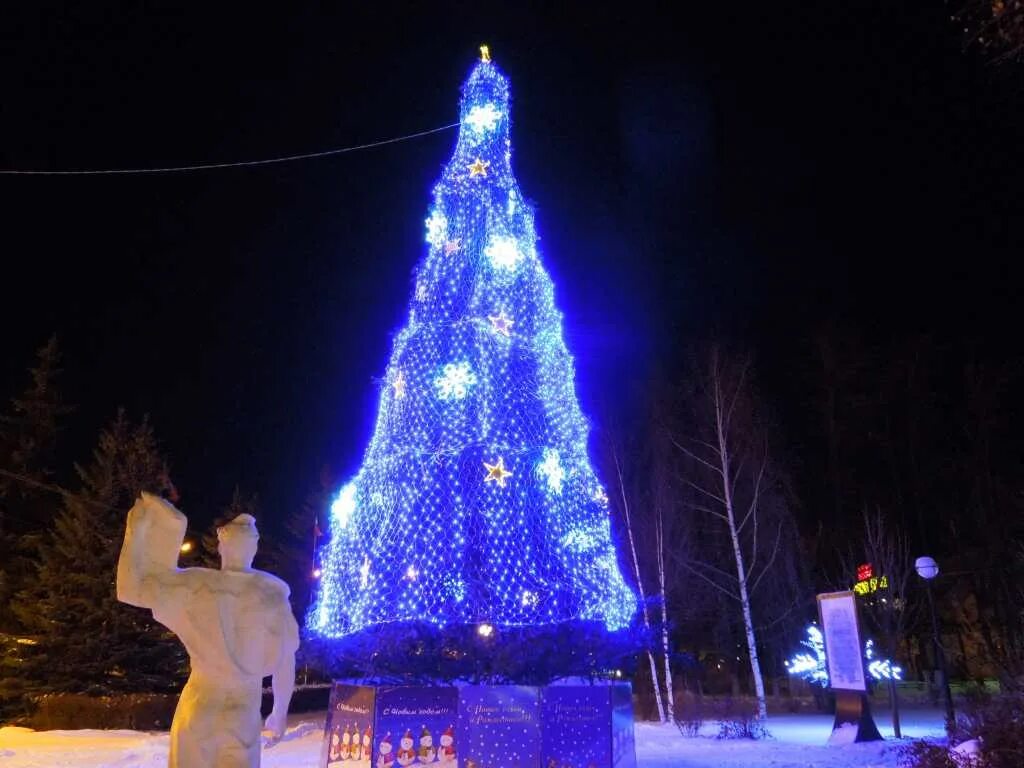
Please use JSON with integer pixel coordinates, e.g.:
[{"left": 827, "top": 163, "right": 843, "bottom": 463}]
[
  {"left": 832, "top": 690, "right": 883, "bottom": 744},
  {"left": 818, "top": 591, "right": 884, "bottom": 745}
]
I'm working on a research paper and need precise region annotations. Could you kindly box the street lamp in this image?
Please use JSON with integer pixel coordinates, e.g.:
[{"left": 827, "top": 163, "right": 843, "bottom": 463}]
[{"left": 915, "top": 555, "right": 955, "bottom": 732}]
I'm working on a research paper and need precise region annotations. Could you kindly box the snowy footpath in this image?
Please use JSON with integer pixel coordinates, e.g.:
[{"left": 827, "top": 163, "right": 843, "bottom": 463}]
[{"left": 0, "top": 709, "right": 945, "bottom": 768}]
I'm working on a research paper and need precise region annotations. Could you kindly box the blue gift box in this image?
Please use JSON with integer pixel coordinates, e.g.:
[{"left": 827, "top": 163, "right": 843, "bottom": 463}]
[
  {"left": 320, "top": 682, "right": 635, "bottom": 768},
  {"left": 374, "top": 686, "right": 460, "bottom": 768},
  {"left": 459, "top": 686, "right": 542, "bottom": 768},
  {"left": 322, "top": 683, "right": 376, "bottom": 767}
]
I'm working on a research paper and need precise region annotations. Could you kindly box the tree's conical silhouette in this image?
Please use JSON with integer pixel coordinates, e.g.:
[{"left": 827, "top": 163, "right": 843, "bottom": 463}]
[{"left": 309, "top": 50, "right": 635, "bottom": 648}]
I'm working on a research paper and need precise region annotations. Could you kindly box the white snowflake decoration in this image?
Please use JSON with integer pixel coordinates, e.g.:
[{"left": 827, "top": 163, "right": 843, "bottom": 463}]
[
  {"left": 331, "top": 483, "right": 357, "bottom": 530},
  {"left": 465, "top": 102, "right": 502, "bottom": 134},
  {"left": 536, "top": 448, "right": 566, "bottom": 494},
  {"left": 484, "top": 235, "right": 522, "bottom": 271},
  {"left": 434, "top": 361, "right": 477, "bottom": 401},
  {"left": 424, "top": 209, "right": 448, "bottom": 248}
]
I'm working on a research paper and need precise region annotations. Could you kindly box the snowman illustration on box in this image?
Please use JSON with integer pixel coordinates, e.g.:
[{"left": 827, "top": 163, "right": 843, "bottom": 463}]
[
  {"left": 377, "top": 733, "right": 395, "bottom": 768},
  {"left": 418, "top": 726, "right": 436, "bottom": 763},
  {"left": 437, "top": 726, "right": 455, "bottom": 764},
  {"left": 396, "top": 730, "right": 417, "bottom": 767}
]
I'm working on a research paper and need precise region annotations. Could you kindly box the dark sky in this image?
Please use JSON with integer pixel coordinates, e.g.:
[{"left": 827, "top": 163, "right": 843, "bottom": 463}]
[{"left": 2, "top": 3, "right": 1021, "bottom": 525}]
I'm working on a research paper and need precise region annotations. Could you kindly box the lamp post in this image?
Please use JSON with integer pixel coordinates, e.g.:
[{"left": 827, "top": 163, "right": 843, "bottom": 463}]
[{"left": 915, "top": 556, "right": 955, "bottom": 732}]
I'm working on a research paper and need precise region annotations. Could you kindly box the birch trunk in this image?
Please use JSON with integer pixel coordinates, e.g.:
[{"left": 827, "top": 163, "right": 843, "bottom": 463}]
[
  {"left": 615, "top": 452, "right": 666, "bottom": 723},
  {"left": 656, "top": 510, "right": 675, "bottom": 720},
  {"left": 715, "top": 375, "right": 769, "bottom": 721}
]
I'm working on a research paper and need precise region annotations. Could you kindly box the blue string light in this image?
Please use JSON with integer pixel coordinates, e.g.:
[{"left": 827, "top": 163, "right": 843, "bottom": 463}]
[
  {"left": 785, "top": 625, "right": 903, "bottom": 685},
  {"left": 308, "top": 49, "right": 636, "bottom": 641}
]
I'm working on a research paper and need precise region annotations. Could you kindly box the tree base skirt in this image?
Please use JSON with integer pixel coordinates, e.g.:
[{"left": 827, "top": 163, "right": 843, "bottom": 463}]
[{"left": 319, "top": 681, "right": 637, "bottom": 768}]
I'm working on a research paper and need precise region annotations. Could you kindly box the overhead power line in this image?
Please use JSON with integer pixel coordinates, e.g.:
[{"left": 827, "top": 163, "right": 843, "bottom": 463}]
[{"left": 0, "top": 122, "right": 459, "bottom": 176}]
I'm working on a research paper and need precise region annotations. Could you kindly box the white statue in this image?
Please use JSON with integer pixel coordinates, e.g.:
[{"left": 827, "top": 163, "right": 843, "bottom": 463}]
[{"left": 117, "top": 492, "right": 300, "bottom": 768}]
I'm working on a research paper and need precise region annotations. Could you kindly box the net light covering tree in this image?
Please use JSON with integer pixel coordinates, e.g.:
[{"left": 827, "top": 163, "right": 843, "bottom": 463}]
[{"left": 309, "top": 51, "right": 636, "bottom": 646}]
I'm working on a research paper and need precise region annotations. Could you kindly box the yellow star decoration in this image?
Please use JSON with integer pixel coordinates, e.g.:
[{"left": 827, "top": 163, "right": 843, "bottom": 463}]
[
  {"left": 487, "top": 310, "right": 514, "bottom": 337},
  {"left": 468, "top": 158, "right": 489, "bottom": 178},
  {"left": 483, "top": 457, "right": 513, "bottom": 488},
  {"left": 444, "top": 238, "right": 462, "bottom": 255},
  {"left": 480, "top": 45, "right": 491, "bottom": 63},
  {"left": 392, "top": 370, "right": 406, "bottom": 399}
]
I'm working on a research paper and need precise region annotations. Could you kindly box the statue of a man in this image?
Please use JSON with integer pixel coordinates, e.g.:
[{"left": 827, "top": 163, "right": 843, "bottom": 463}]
[{"left": 117, "top": 492, "right": 299, "bottom": 768}]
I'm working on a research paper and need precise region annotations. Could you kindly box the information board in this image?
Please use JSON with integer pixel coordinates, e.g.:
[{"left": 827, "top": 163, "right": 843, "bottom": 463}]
[{"left": 818, "top": 591, "right": 867, "bottom": 692}]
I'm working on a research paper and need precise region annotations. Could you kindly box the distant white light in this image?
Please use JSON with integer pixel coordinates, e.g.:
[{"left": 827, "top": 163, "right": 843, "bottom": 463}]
[{"left": 477, "top": 623, "right": 495, "bottom": 638}]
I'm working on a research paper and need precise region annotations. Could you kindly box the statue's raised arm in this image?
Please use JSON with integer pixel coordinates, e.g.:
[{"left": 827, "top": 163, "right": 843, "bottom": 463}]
[{"left": 116, "top": 491, "right": 186, "bottom": 609}]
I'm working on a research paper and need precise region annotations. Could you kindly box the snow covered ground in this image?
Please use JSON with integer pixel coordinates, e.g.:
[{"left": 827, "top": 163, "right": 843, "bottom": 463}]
[{"left": 0, "top": 708, "right": 945, "bottom": 768}]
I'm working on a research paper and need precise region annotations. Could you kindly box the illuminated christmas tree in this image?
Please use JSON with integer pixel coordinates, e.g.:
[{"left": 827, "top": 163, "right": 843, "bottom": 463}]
[{"left": 309, "top": 48, "right": 636, "bottom": 675}]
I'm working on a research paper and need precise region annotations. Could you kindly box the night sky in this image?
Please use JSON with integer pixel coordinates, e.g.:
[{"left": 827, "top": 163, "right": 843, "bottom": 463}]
[{"left": 2, "top": 4, "right": 1021, "bottom": 527}]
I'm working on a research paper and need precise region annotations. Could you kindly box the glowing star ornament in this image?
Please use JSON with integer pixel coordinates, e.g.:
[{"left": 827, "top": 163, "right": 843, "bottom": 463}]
[
  {"left": 487, "top": 310, "right": 514, "bottom": 337},
  {"left": 434, "top": 362, "right": 476, "bottom": 401},
  {"left": 467, "top": 158, "right": 490, "bottom": 177},
  {"left": 479, "top": 44, "right": 491, "bottom": 63},
  {"left": 308, "top": 50, "right": 637, "bottom": 645},
  {"left": 483, "top": 457, "right": 513, "bottom": 488}
]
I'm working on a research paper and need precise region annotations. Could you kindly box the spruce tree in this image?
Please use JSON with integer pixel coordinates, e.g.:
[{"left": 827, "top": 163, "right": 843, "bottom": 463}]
[
  {"left": 0, "top": 336, "right": 69, "bottom": 499},
  {"left": 0, "top": 337, "right": 71, "bottom": 633},
  {"left": 1, "top": 411, "right": 185, "bottom": 713}
]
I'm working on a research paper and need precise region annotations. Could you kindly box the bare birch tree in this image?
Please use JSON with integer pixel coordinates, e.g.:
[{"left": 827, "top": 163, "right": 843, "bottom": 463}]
[
  {"left": 611, "top": 444, "right": 666, "bottom": 722},
  {"left": 671, "top": 345, "right": 793, "bottom": 721}
]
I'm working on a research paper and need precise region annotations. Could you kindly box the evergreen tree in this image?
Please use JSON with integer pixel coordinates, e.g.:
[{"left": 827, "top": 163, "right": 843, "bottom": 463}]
[
  {"left": 1, "top": 412, "right": 185, "bottom": 715},
  {"left": 308, "top": 51, "right": 636, "bottom": 679},
  {"left": 269, "top": 467, "right": 334, "bottom": 627},
  {"left": 0, "top": 336, "right": 69, "bottom": 495},
  {"left": 0, "top": 337, "right": 71, "bottom": 633}
]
